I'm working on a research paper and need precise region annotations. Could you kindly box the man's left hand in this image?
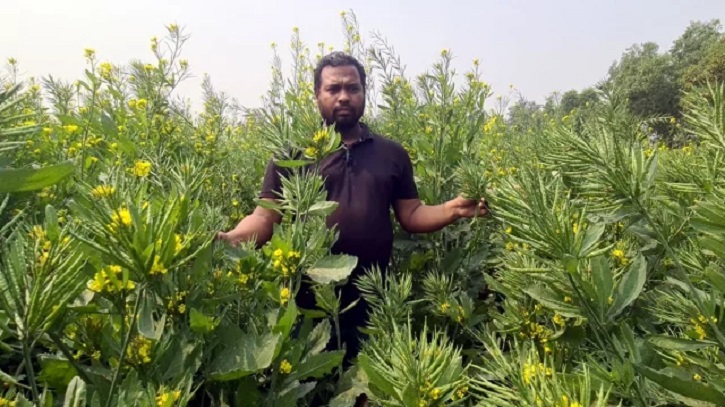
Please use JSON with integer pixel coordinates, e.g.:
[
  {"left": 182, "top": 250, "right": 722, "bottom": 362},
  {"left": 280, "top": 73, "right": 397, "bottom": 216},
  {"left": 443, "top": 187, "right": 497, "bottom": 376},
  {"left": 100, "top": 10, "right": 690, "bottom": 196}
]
[{"left": 446, "top": 195, "right": 490, "bottom": 220}]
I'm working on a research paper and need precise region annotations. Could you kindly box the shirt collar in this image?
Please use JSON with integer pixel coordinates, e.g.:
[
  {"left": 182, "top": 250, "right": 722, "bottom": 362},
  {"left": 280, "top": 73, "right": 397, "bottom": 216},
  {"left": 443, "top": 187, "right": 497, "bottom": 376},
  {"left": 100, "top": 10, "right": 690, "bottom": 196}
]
[{"left": 341, "top": 122, "right": 373, "bottom": 147}]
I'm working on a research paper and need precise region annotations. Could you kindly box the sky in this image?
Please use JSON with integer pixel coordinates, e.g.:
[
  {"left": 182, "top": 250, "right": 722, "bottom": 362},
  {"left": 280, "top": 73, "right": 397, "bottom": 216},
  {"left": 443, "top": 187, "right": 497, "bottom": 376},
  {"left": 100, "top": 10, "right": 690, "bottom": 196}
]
[{"left": 2, "top": 0, "right": 725, "bottom": 114}]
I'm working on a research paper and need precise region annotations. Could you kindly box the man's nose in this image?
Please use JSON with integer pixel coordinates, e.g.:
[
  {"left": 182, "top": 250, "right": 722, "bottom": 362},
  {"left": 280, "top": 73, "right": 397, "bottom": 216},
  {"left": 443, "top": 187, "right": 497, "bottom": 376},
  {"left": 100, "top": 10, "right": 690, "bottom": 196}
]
[{"left": 338, "top": 90, "right": 350, "bottom": 103}]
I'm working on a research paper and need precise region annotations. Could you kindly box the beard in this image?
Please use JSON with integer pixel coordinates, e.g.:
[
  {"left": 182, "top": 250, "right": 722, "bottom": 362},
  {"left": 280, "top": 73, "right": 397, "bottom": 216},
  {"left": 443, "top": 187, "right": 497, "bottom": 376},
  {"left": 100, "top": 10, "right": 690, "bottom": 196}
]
[{"left": 321, "top": 103, "right": 364, "bottom": 132}]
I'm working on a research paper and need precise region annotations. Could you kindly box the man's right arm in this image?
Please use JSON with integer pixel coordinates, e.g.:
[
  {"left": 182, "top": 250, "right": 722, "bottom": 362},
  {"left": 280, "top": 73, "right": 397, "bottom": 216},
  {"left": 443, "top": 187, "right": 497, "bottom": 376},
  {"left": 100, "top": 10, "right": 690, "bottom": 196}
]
[{"left": 216, "top": 199, "right": 282, "bottom": 247}]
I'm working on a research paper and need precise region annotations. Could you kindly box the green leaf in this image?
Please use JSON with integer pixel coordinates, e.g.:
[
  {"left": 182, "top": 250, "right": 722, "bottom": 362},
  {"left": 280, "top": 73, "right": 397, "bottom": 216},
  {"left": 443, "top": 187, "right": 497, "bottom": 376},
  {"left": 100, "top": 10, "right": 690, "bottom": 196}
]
[
  {"left": 580, "top": 222, "right": 606, "bottom": 257},
  {"left": 0, "top": 161, "right": 75, "bottom": 193},
  {"left": 191, "top": 243, "right": 212, "bottom": 280},
  {"left": 207, "top": 325, "right": 280, "bottom": 381},
  {"left": 400, "top": 382, "right": 419, "bottom": 406},
  {"left": 692, "top": 204, "right": 725, "bottom": 235},
  {"left": 44, "top": 205, "right": 60, "bottom": 242},
  {"left": 99, "top": 113, "right": 118, "bottom": 137},
  {"left": 357, "top": 353, "right": 398, "bottom": 401},
  {"left": 137, "top": 292, "right": 164, "bottom": 341},
  {"left": 691, "top": 218, "right": 725, "bottom": 236},
  {"left": 13, "top": 395, "right": 34, "bottom": 407},
  {"left": 63, "top": 376, "right": 87, "bottom": 407},
  {"left": 288, "top": 350, "right": 344, "bottom": 382},
  {"left": 41, "top": 391, "right": 53, "bottom": 407},
  {"left": 635, "top": 365, "right": 725, "bottom": 405},
  {"left": 646, "top": 334, "right": 718, "bottom": 351},
  {"left": 441, "top": 248, "right": 464, "bottom": 274},
  {"left": 305, "top": 201, "right": 338, "bottom": 217},
  {"left": 37, "top": 356, "right": 77, "bottom": 390},
  {"left": 275, "top": 159, "right": 311, "bottom": 168},
  {"left": 305, "top": 319, "right": 332, "bottom": 356},
  {"left": 0, "top": 367, "right": 18, "bottom": 386},
  {"left": 643, "top": 151, "right": 658, "bottom": 191},
  {"left": 275, "top": 381, "right": 317, "bottom": 406},
  {"left": 306, "top": 255, "right": 358, "bottom": 284},
  {"left": 590, "top": 255, "right": 613, "bottom": 318},
  {"left": 329, "top": 366, "right": 370, "bottom": 407},
  {"left": 557, "top": 324, "right": 587, "bottom": 346},
  {"left": 608, "top": 254, "right": 647, "bottom": 320},
  {"left": 522, "top": 285, "right": 583, "bottom": 318},
  {"left": 56, "top": 115, "right": 82, "bottom": 127},
  {"left": 190, "top": 308, "right": 215, "bottom": 334},
  {"left": 274, "top": 299, "right": 298, "bottom": 340},
  {"left": 701, "top": 237, "right": 725, "bottom": 259},
  {"left": 254, "top": 198, "right": 282, "bottom": 211},
  {"left": 235, "top": 377, "right": 262, "bottom": 407},
  {"left": 704, "top": 264, "right": 725, "bottom": 294}
]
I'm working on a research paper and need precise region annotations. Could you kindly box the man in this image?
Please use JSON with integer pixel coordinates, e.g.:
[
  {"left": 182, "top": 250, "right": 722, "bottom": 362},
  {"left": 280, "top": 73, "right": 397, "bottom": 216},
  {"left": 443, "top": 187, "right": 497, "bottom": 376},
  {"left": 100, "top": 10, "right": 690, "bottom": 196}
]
[{"left": 217, "top": 51, "right": 488, "bottom": 364}]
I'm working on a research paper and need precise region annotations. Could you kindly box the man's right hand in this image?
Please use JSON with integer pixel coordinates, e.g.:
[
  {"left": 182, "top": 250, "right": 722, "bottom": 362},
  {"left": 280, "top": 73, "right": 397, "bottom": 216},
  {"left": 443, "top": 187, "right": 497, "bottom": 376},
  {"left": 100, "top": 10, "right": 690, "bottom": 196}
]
[
  {"left": 215, "top": 202, "right": 282, "bottom": 248},
  {"left": 216, "top": 230, "right": 244, "bottom": 246}
]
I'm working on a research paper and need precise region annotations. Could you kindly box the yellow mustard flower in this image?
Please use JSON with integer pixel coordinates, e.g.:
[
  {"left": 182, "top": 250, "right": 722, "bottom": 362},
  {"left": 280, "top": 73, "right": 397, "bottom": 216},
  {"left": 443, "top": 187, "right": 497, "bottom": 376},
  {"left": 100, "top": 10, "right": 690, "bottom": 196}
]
[{"left": 132, "top": 160, "right": 152, "bottom": 177}]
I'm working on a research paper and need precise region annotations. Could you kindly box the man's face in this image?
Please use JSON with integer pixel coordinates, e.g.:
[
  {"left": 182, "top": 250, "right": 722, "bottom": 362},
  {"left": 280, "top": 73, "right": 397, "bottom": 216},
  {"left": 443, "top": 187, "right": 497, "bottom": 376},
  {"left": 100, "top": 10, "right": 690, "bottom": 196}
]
[{"left": 315, "top": 65, "right": 365, "bottom": 132}]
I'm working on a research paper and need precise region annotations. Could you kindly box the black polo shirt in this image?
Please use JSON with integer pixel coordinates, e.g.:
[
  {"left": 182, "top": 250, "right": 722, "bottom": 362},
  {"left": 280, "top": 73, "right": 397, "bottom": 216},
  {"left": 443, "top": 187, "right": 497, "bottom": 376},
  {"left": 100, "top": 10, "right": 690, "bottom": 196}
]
[{"left": 259, "top": 122, "right": 419, "bottom": 272}]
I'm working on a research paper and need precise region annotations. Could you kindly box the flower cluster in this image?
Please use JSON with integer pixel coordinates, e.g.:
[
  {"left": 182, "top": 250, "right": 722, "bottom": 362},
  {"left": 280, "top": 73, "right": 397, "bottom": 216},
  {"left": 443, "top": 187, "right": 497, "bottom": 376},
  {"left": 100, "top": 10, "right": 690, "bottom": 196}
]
[
  {"left": 557, "top": 395, "right": 583, "bottom": 407},
  {"left": 149, "top": 255, "right": 168, "bottom": 276},
  {"left": 155, "top": 388, "right": 182, "bottom": 407},
  {"left": 518, "top": 322, "right": 554, "bottom": 344},
  {"left": 166, "top": 291, "right": 188, "bottom": 315},
  {"left": 279, "top": 287, "right": 290, "bottom": 306},
  {"left": 126, "top": 335, "right": 153, "bottom": 365},
  {"left": 28, "top": 225, "right": 55, "bottom": 267},
  {"left": 87, "top": 265, "right": 136, "bottom": 294},
  {"left": 611, "top": 242, "right": 629, "bottom": 266},
  {"left": 689, "top": 314, "right": 716, "bottom": 340},
  {"left": 132, "top": 159, "right": 152, "bottom": 177},
  {"left": 108, "top": 207, "right": 132, "bottom": 232},
  {"left": 522, "top": 362, "right": 553, "bottom": 385},
  {"left": 91, "top": 184, "right": 116, "bottom": 198},
  {"left": 450, "top": 384, "right": 469, "bottom": 401},
  {"left": 279, "top": 359, "right": 292, "bottom": 374},
  {"left": 304, "top": 129, "right": 332, "bottom": 160},
  {"left": 416, "top": 380, "right": 444, "bottom": 406},
  {"left": 270, "top": 248, "right": 301, "bottom": 277},
  {"left": 0, "top": 397, "right": 17, "bottom": 407}
]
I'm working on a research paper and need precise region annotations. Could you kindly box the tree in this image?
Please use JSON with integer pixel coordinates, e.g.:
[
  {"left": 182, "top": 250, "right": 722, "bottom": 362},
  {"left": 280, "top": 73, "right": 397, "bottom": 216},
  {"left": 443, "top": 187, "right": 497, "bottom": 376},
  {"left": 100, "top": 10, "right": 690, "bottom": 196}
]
[
  {"left": 506, "top": 98, "right": 545, "bottom": 133},
  {"left": 671, "top": 19, "right": 723, "bottom": 77},
  {"left": 681, "top": 37, "right": 725, "bottom": 90},
  {"left": 559, "top": 90, "right": 581, "bottom": 116},
  {"left": 606, "top": 42, "right": 679, "bottom": 119},
  {"left": 543, "top": 91, "right": 562, "bottom": 118}
]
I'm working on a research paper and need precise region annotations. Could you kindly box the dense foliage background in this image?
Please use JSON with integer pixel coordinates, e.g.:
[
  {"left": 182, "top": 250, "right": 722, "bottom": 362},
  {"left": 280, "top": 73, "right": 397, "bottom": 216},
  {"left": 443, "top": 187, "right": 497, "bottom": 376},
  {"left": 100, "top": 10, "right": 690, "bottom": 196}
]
[{"left": 2, "top": 11, "right": 725, "bottom": 407}]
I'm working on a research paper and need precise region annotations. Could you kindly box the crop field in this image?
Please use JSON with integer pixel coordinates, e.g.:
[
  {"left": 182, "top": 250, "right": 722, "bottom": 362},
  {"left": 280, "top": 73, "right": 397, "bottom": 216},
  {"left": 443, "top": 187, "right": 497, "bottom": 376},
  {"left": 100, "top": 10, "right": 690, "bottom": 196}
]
[{"left": 2, "top": 11, "right": 725, "bottom": 407}]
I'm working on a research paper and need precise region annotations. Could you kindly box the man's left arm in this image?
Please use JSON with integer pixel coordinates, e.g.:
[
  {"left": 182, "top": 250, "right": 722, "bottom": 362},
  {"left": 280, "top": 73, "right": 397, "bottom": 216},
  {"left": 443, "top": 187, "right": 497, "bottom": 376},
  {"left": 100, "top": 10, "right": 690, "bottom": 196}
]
[
  {"left": 394, "top": 197, "right": 488, "bottom": 234},
  {"left": 393, "top": 199, "right": 460, "bottom": 234},
  {"left": 391, "top": 145, "right": 487, "bottom": 234}
]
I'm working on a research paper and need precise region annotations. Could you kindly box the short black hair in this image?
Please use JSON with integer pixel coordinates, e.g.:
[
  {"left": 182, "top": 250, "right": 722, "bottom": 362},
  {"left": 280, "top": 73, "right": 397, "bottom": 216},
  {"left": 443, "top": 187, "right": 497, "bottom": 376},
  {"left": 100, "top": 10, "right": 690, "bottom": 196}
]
[{"left": 313, "top": 51, "right": 366, "bottom": 94}]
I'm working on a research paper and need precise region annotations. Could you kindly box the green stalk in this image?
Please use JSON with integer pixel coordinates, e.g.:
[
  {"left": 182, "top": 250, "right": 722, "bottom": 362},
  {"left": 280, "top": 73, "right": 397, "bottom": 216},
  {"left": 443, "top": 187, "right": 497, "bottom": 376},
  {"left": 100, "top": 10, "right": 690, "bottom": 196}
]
[
  {"left": 79, "top": 73, "right": 100, "bottom": 180},
  {"left": 638, "top": 206, "right": 725, "bottom": 349},
  {"left": 567, "top": 272, "right": 648, "bottom": 406},
  {"left": 334, "top": 312, "right": 342, "bottom": 352},
  {"left": 48, "top": 331, "right": 93, "bottom": 383},
  {"left": 22, "top": 339, "right": 40, "bottom": 402},
  {"left": 105, "top": 290, "right": 143, "bottom": 407}
]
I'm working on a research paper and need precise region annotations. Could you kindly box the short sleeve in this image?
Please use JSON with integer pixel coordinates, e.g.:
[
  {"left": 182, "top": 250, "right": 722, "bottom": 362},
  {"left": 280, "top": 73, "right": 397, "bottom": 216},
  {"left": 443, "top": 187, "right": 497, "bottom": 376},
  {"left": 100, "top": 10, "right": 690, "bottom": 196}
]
[
  {"left": 393, "top": 146, "right": 419, "bottom": 200},
  {"left": 259, "top": 159, "right": 285, "bottom": 200}
]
